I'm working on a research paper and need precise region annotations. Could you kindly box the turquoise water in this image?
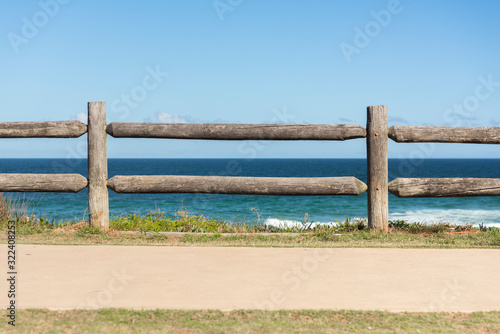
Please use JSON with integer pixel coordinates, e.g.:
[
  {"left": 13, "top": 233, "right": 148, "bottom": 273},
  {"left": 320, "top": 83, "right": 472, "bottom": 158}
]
[{"left": 1, "top": 159, "right": 499, "bottom": 226}]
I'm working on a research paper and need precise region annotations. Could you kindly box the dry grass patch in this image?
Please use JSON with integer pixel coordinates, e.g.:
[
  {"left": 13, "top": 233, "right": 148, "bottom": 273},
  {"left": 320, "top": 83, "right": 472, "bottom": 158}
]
[{"left": 2, "top": 309, "right": 500, "bottom": 334}]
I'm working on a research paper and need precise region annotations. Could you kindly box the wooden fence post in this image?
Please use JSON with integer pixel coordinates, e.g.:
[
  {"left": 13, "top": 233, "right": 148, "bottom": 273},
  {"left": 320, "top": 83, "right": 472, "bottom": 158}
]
[
  {"left": 88, "top": 102, "right": 109, "bottom": 230},
  {"left": 367, "top": 105, "right": 388, "bottom": 232}
]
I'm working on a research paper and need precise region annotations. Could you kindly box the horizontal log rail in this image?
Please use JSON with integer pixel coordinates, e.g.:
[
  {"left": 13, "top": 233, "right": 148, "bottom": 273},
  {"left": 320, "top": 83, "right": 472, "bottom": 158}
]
[
  {"left": 0, "top": 174, "right": 88, "bottom": 193},
  {"left": 0, "top": 121, "right": 87, "bottom": 138},
  {"left": 388, "top": 126, "right": 500, "bottom": 144},
  {"left": 388, "top": 178, "right": 500, "bottom": 198},
  {"left": 106, "top": 123, "right": 367, "bottom": 140},
  {"left": 107, "top": 175, "right": 368, "bottom": 196},
  {"left": 3, "top": 103, "right": 499, "bottom": 232}
]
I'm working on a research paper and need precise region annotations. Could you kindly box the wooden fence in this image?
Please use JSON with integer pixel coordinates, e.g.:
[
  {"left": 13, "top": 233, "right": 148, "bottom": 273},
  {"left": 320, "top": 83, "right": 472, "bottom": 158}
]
[{"left": 1, "top": 102, "right": 499, "bottom": 232}]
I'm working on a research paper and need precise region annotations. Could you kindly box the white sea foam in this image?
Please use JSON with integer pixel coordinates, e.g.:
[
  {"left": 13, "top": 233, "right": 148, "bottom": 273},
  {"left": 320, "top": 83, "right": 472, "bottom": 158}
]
[
  {"left": 263, "top": 218, "right": 333, "bottom": 229},
  {"left": 389, "top": 209, "right": 500, "bottom": 227},
  {"left": 264, "top": 210, "right": 500, "bottom": 228},
  {"left": 263, "top": 217, "right": 366, "bottom": 229}
]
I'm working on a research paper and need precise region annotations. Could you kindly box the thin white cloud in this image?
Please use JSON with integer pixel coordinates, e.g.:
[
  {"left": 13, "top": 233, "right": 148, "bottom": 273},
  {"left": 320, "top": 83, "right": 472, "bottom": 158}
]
[
  {"left": 76, "top": 112, "right": 88, "bottom": 124},
  {"left": 156, "top": 112, "right": 188, "bottom": 123}
]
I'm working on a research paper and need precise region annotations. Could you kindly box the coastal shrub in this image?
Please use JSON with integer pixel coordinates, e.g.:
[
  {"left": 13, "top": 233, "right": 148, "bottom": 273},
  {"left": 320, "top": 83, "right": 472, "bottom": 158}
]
[
  {"left": 388, "top": 220, "right": 409, "bottom": 229},
  {"left": 110, "top": 211, "right": 232, "bottom": 233},
  {"left": 0, "top": 193, "right": 41, "bottom": 223},
  {"left": 109, "top": 209, "right": 275, "bottom": 234},
  {"left": 335, "top": 218, "right": 367, "bottom": 232},
  {"left": 0, "top": 193, "right": 7, "bottom": 220}
]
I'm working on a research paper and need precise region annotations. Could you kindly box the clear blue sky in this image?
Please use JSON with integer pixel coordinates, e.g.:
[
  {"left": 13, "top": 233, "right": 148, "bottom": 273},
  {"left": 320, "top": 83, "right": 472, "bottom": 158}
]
[{"left": 1, "top": 0, "right": 499, "bottom": 159}]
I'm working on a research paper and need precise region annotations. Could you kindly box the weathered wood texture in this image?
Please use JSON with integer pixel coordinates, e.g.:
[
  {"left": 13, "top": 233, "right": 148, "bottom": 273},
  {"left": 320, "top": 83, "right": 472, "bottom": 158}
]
[
  {"left": 0, "top": 121, "right": 87, "bottom": 138},
  {"left": 367, "top": 106, "right": 389, "bottom": 232},
  {"left": 0, "top": 174, "right": 87, "bottom": 192},
  {"left": 106, "top": 123, "right": 367, "bottom": 141},
  {"left": 107, "top": 175, "right": 368, "bottom": 196},
  {"left": 88, "top": 102, "right": 109, "bottom": 229},
  {"left": 389, "top": 178, "right": 500, "bottom": 198},
  {"left": 389, "top": 126, "right": 500, "bottom": 144}
]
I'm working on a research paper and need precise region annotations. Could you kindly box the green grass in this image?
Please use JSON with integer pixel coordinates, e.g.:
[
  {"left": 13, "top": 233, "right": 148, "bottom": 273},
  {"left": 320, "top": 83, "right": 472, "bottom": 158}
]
[
  {"left": 1, "top": 213, "right": 499, "bottom": 248},
  {"left": 110, "top": 211, "right": 268, "bottom": 233},
  {"left": 2, "top": 198, "right": 499, "bottom": 333},
  {"left": 3, "top": 309, "right": 500, "bottom": 333},
  {"left": 1, "top": 193, "right": 499, "bottom": 248}
]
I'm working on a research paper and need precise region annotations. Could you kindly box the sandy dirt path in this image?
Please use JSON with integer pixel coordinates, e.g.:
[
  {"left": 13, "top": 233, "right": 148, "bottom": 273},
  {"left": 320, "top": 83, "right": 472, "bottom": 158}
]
[{"left": 4, "top": 245, "right": 500, "bottom": 311}]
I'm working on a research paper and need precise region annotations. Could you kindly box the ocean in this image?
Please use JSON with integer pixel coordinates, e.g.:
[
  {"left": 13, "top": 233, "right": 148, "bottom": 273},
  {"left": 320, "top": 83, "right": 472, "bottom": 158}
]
[{"left": 1, "top": 159, "right": 499, "bottom": 226}]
